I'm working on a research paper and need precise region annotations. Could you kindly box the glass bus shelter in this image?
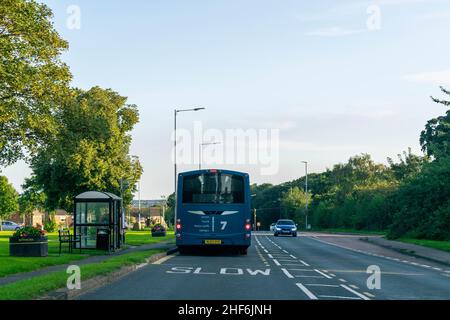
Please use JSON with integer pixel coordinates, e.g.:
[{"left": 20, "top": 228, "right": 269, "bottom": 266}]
[{"left": 73, "top": 191, "right": 123, "bottom": 251}]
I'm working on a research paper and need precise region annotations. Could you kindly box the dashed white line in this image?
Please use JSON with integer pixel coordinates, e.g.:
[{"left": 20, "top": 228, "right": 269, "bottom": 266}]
[
  {"left": 338, "top": 278, "right": 347, "bottom": 283},
  {"left": 340, "top": 284, "right": 370, "bottom": 300},
  {"left": 305, "top": 284, "right": 339, "bottom": 288},
  {"left": 268, "top": 254, "right": 274, "bottom": 259},
  {"left": 318, "top": 295, "right": 361, "bottom": 300},
  {"left": 281, "top": 268, "right": 294, "bottom": 279},
  {"left": 299, "top": 260, "right": 310, "bottom": 267},
  {"left": 273, "top": 259, "right": 281, "bottom": 266},
  {"left": 290, "top": 255, "right": 297, "bottom": 259},
  {"left": 296, "top": 283, "right": 318, "bottom": 300},
  {"left": 314, "top": 269, "right": 332, "bottom": 279}
]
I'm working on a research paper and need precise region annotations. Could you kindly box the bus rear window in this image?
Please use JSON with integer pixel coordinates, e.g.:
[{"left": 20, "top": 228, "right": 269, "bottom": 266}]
[{"left": 182, "top": 173, "right": 245, "bottom": 204}]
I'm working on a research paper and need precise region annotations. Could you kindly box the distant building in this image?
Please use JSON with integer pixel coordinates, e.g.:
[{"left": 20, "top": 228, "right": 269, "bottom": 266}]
[
  {"left": 131, "top": 199, "right": 166, "bottom": 208},
  {"left": 130, "top": 199, "right": 167, "bottom": 228}
]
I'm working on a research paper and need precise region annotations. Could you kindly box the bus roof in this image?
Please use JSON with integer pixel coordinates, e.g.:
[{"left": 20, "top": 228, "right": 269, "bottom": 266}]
[{"left": 178, "top": 169, "right": 248, "bottom": 177}]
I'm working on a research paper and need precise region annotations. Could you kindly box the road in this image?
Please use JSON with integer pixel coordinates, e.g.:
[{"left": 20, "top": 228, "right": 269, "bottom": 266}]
[{"left": 79, "top": 233, "right": 450, "bottom": 300}]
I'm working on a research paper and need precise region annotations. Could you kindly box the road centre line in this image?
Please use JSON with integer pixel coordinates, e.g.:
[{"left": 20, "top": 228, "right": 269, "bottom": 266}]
[
  {"left": 314, "top": 269, "right": 332, "bottom": 279},
  {"left": 296, "top": 283, "right": 318, "bottom": 300},
  {"left": 295, "top": 275, "right": 324, "bottom": 278},
  {"left": 340, "top": 284, "right": 370, "bottom": 300}
]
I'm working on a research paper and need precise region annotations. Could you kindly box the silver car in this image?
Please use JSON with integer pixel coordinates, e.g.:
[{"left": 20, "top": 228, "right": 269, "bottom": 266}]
[{"left": 1, "top": 221, "right": 22, "bottom": 231}]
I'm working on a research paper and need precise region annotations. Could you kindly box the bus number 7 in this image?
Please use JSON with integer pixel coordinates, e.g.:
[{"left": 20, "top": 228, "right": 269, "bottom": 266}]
[{"left": 220, "top": 221, "right": 227, "bottom": 230}]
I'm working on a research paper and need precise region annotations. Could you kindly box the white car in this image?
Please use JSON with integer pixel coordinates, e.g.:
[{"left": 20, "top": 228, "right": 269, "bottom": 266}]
[
  {"left": 1, "top": 221, "right": 22, "bottom": 231},
  {"left": 269, "top": 223, "right": 276, "bottom": 232}
]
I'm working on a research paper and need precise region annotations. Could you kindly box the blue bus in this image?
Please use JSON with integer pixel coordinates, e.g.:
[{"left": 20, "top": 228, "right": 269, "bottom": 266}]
[{"left": 175, "top": 169, "right": 252, "bottom": 254}]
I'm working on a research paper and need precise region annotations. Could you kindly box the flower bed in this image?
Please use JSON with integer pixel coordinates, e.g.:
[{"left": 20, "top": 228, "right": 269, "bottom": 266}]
[
  {"left": 151, "top": 224, "right": 167, "bottom": 237},
  {"left": 9, "top": 226, "right": 48, "bottom": 257}
]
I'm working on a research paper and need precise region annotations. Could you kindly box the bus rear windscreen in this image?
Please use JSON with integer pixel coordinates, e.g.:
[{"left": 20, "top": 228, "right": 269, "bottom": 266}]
[{"left": 182, "top": 173, "right": 245, "bottom": 204}]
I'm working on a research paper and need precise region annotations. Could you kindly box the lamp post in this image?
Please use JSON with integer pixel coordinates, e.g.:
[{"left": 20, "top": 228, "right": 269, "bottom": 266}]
[
  {"left": 174, "top": 107, "right": 205, "bottom": 227},
  {"left": 199, "top": 141, "right": 221, "bottom": 170},
  {"left": 301, "top": 161, "right": 308, "bottom": 230}
]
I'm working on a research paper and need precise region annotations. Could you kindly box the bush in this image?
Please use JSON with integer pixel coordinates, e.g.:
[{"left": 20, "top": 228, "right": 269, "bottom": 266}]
[{"left": 44, "top": 217, "right": 57, "bottom": 233}]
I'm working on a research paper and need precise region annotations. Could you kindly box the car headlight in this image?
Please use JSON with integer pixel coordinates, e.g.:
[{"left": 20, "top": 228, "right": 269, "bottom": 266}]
[
  {"left": 276, "top": 227, "right": 281, "bottom": 231},
  {"left": 292, "top": 227, "right": 297, "bottom": 231}
]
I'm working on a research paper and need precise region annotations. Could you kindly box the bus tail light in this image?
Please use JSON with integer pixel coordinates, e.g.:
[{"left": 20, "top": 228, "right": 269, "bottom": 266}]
[
  {"left": 176, "top": 223, "right": 182, "bottom": 230},
  {"left": 245, "top": 223, "right": 251, "bottom": 231}
]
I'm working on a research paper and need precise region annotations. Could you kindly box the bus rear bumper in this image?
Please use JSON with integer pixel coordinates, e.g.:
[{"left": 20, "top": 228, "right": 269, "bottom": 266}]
[{"left": 176, "top": 233, "right": 251, "bottom": 248}]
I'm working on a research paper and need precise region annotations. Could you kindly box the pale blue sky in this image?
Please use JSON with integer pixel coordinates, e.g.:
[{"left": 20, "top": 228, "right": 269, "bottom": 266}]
[{"left": 3, "top": 0, "right": 450, "bottom": 199}]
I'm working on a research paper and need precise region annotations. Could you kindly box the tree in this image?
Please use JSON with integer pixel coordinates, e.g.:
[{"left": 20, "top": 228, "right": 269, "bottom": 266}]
[
  {"left": 420, "top": 87, "right": 450, "bottom": 159},
  {"left": 280, "top": 187, "right": 308, "bottom": 223},
  {"left": 387, "top": 148, "right": 428, "bottom": 181},
  {"left": 30, "top": 87, "right": 142, "bottom": 211},
  {"left": 0, "top": 176, "right": 19, "bottom": 230},
  {"left": 18, "top": 177, "right": 46, "bottom": 224},
  {"left": 0, "top": 0, "right": 71, "bottom": 167}
]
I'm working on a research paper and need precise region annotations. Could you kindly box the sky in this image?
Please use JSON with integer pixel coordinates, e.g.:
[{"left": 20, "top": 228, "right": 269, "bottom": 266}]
[{"left": 2, "top": 0, "right": 450, "bottom": 199}]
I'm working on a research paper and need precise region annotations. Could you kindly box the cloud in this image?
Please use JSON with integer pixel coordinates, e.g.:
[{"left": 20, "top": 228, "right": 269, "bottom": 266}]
[
  {"left": 305, "top": 27, "right": 365, "bottom": 37},
  {"left": 404, "top": 70, "right": 450, "bottom": 85}
]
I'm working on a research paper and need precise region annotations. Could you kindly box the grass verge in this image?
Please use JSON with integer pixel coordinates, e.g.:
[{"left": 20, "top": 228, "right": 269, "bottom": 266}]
[
  {"left": 0, "top": 230, "right": 174, "bottom": 278},
  {"left": 0, "top": 248, "right": 166, "bottom": 300},
  {"left": 397, "top": 238, "right": 450, "bottom": 253}
]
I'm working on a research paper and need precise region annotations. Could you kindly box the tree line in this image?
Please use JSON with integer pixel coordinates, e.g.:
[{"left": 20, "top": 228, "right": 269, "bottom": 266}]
[
  {"left": 252, "top": 88, "right": 450, "bottom": 241},
  {"left": 0, "top": 0, "right": 142, "bottom": 228}
]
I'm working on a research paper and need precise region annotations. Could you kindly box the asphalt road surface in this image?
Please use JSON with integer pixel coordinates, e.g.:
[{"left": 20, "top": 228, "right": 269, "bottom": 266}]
[{"left": 79, "top": 233, "right": 450, "bottom": 300}]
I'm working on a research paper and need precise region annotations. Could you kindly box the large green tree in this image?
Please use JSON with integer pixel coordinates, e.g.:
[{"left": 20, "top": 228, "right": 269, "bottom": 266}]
[
  {"left": 0, "top": 0, "right": 71, "bottom": 166},
  {"left": 0, "top": 176, "right": 19, "bottom": 230},
  {"left": 18, "top": 177, "right": 46, "bottom": 223},
  {"left": 420, "top": 87, "right": 450, "bottom": 159},
  {"left": 30, "top": 87, "right": 142, "bottom": 211}
]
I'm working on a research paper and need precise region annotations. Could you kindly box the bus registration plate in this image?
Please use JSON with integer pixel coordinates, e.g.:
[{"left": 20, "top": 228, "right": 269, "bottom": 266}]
[{"left": 204, "top": 240, "right": 222, "bottom": 245}]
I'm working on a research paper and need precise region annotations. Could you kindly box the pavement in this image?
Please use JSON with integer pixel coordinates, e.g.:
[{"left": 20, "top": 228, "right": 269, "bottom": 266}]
[
  {"left": 78, "top": 233, "right": 450, "bottom": 300},
  {"left": 0, "top": 241, "right": 174, "bottom": 286}
]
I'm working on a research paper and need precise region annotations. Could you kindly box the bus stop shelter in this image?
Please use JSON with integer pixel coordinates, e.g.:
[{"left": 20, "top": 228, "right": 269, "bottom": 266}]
[{"left": 73, "top": 191, "right": 123, "bottom": 251}]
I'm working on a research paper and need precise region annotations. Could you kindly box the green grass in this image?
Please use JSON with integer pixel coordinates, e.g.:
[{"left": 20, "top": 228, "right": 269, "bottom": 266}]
[
  {"left": 0, "top": 230, "right": 174, "bottom": 278},
  {"left": 397, "top": 238, "right": 450, "bottom": 252},
  {"left": 0, "top": 248, "right": 166, "bottom": 300},
  {"left": 125, "top": 230, "right": 175, "bottom": 246},
  {"left": 310, "top": 228, "right": 387, "bottom": 235}
]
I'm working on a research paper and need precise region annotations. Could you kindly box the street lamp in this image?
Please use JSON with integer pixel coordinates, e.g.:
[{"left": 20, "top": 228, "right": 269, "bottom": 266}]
[
  {"left": 199, "top": 141, "right": 221, "bottom": 170},
  {"left": 301, "top": 161, "right": 309, "bottom": 230},
  {"left": 174, "top": 107, "right": 206, "bottom": 227}
]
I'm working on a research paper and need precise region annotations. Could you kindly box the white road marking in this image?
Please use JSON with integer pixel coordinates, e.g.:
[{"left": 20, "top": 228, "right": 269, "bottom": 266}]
[
  {"left": 314, "top": 269, "right": 332, "bottom": 279},
  {"left": 281, "top": 268, "right": 294, "bottom": 279},
  {"left": 152, "top": 254, "right": 176, "bottom": 265},
  {"left": 364, "top": 292, "right": 376, "bottom": 298},
  {"left": 295, "top": 275, "right": 324, "bottom": 278},
  {"left": 299, "top": 260, "right": 310, "bottom": 267},
  {"left": 290, "top": 255, "right": 297, "bottom": 259},
  {"left": 273, "top": 259, "right": 281, "bottom": 266},
  {"left": 283, "top": 250, "right": 288, "bottom": 253},
  {"left": 340, "top": 284, "right": 370, "bottom": 300},
  {"left": 318, "top": 295, "right": 361, "bottom": 300},
  {"left": 268, "top": 254, "right": 274, "bottom": 258},
  {"left": 305, "top": 284, "right": 339, "bottom": 288},
  {"left": 305, "top": 283, "right": 339, "bottom": 288},
  {"left": 349, "top": 284, "right": 359, "bottom": 289},
  {"left": 296, "top": 283, "right": 318, "bottom": 300},
  {"left": 338, "top": 278, "right": 347, "bottom": 283}
]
